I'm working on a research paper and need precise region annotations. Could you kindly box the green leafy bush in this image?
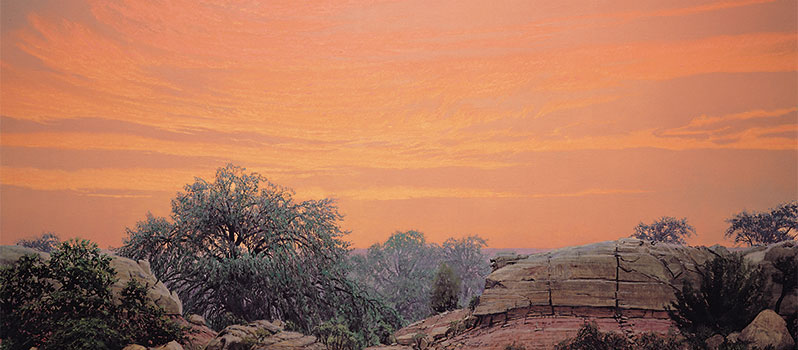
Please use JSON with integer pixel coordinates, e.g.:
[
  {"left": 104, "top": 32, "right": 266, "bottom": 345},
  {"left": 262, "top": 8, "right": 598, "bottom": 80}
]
[
  {"left": 430, "top": 262, "right": 461, "bottom": 313},
  {"left": 667, "top": 253, "right": 767, "bottom": 344},
  {"left": 0, "top": 239, "right": 184, "bottom": 350},
  {"left": 313, "top": 320, "right": 359, "bottom": 350},
  {"left": 555, "top": 322, "right": 682, "bottom": 350}
]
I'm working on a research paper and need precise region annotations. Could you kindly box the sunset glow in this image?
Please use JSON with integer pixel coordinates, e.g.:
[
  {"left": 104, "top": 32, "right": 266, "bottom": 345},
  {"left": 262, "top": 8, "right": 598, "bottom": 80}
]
[{"left": 1, "top": 0, "right": 796, "bottom": 248}]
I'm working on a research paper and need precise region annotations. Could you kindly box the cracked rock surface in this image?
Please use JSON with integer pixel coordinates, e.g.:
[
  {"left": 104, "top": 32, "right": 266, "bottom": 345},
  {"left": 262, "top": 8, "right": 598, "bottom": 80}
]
[{"left": 475, "top": 238, "right": 797, "bottom": 321}]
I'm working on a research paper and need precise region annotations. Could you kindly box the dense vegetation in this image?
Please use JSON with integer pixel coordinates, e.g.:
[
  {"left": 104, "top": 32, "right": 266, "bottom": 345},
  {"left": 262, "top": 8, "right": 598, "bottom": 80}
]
[
  {"left": 117, "top": 164, "right": 400, "bottom": 346},
  {"left": 0, "top": 240, "right": 184, "bottom": 350},
  {"left": 667, "top": 253, "right": 768, "bottom": 347},
  {"left": 349, "top": 231, "right": 490, "bottom": 324}
]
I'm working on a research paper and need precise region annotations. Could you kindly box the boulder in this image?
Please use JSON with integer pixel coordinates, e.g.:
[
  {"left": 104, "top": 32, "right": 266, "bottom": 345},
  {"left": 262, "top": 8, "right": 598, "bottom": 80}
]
[
  {"left": 743, "top": 240, "right": 798, "bottom": 317},
  {"left": 0, "top": 245, "right": 182, "bottom": 315},
  {"left": 739, "top": 309, "right": 794, "bottom": 350},
  {"left": 172, "top": 316, "right": 216, "bottom": 350},
  {"left": 205, "top": 320, "right": 324, "bottom": 350},
  {"left": 187, "top": 314, "right": 207, "bottom": 326}
]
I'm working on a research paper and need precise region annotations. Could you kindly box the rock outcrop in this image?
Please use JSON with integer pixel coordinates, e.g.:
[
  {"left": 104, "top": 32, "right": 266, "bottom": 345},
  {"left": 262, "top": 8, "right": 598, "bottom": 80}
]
[
  {"left": 205, "top": 320, "right": 324, "bottom": 350},
  {"left": 390, "top": 239, "right": 797, "bottom": 350},
  {"left": 475, "top": 238, "right": 797, "bottom": 324},
  {"left": 740, "top": 309, "right": 795, "bottom": 350},
  {"left": 0, "top": 245, "right": 183, "bottom": 315}
]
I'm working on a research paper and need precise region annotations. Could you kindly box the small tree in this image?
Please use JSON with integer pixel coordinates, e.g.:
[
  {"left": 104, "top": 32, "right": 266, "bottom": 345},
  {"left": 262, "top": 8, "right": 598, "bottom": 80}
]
[
  {"left": 16, "top": 232, "right": 60, "bottom": 253},
  {"left": 725, "top": 201, "right": 797, "bottom": 246},
  {"left": 667, "top": 253, "right": 767, "bottom": 343},
  {"left": 631, "top": 216, "right": 695, "bottom": 244},
  {"left": 441, "top": 235, "right": 490, "bottom": 306},
  {"left": 430, "top": 263, "right": 461, "bottom": 313},
  {"left": 350, "top": 230, "right": 440, "bottom": 324}
]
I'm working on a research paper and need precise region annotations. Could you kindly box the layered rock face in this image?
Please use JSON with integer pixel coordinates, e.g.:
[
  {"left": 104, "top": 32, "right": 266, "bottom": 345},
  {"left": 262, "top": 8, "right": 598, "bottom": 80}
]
[
  {"left": 475, "top": 238, "right": 797, "bottom": 323},
  {"left": 0, "top": 245, "right": 183, "bottom": 315}
]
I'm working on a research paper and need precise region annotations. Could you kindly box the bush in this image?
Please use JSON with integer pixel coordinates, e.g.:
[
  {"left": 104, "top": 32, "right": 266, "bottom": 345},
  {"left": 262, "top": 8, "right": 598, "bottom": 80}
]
[
  {"left": 667, "top": 253, "right": 767, "bottom": 344},
  {"left": 468, "top": 295, "right": 480, "bottom": 311},
  {"left": 313, "top": 320, "right": 359, "bottom": 350},
  {"left": 555, "top": 322, "right": 683, "bottom": 350},
  {"left": 430, "top": 262, "right": 461, "bottom": 313},
  {"left": 0, "top": 239, "right": 184, "bottom": 350}
]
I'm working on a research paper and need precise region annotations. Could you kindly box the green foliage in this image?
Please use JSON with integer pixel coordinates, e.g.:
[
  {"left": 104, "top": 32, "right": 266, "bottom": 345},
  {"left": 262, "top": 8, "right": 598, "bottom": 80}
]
[
  {"left": 349, "top": 230, "right": 440, "bottom": 323},
  {"left": 725, "top": 201, "right": 797, "bottom": 246},
  {"left": 117, "top": 164, "right": 399, "bottom": 344},
  {"left": 16, "top": 231, "right": 60, "bottom": 253},
  {"left": 350, "top": 231, "right": 490, "bottom": 324},
  {"left": 632, "top": 216, "right": 695, "bottom": 245},
  {"left": 0, "top": 239, "right": 184, "bottom": 350},
  {"left": 555, "top": 322, "right": 683, "bottom": 350},
  {"left": 313, "top": 320, "right": 359, "bottom": 350},
  {"left": 430, "top": 263, "right": 461, "bottom": 313},
  {"left": 667, "top": 253, "right": 767, "bottom": 343}
]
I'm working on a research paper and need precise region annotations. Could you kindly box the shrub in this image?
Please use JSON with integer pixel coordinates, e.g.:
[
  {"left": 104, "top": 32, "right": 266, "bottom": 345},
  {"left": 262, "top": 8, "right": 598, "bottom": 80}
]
[
  {"left": 667, "top": 253, "right": 767, "bottom": 344},
  {"left": 313, "top": 320, "right": 359, "bottom": 350},
  {"left": 468, "top": 295, "right": 480, "bottom": 311},
  {"left": 16, "top": 232, "right": 60, "bottom": 253},
  {"left": 555, "top": 322, "right": 683, "bottom": 350},
  {"left": 0, "top": 239, "right": 184, "bottom": 350},
  {"left": 430, "top": 262, "right": 461, "bottom": 313}
]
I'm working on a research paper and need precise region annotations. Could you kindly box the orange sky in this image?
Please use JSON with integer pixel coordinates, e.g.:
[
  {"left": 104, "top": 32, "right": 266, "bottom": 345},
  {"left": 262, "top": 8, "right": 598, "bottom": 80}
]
[{"left": 1, "top": 0, "right": 796, "bottom": 249}]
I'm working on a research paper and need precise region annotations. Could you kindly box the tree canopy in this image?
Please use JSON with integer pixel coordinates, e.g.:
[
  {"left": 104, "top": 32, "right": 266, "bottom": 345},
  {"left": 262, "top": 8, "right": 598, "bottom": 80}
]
[
  {"left": 725, "top": 201, "right": 797, "bottom": 246},
  {"left": 631, "top": 216, "right": 695, "bottom": 245},
  {"left": 350, "top": 230, "right": 490, "bottom": 324},
  {"left": 117, "top": 164, "right": 398, "bottom": 343}
]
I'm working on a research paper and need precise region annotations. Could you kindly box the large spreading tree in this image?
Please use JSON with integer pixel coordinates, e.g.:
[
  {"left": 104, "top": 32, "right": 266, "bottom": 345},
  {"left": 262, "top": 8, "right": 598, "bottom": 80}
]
[
  {"left": 118, "top": 164, "right": 398, "bottom": 343},
  {"left": 725, "top": 201, "right": 797, "bottom": 246}
]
